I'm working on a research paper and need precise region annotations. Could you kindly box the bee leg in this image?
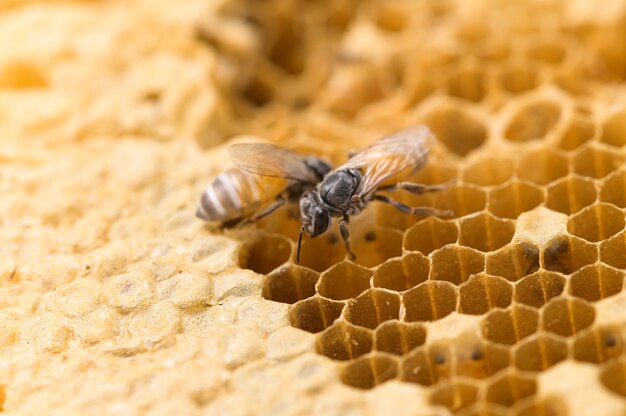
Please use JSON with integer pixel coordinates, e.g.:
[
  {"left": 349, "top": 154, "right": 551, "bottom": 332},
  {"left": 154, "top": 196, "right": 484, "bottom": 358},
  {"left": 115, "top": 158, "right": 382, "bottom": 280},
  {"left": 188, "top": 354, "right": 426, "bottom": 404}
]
[
  {"left": 373, "top": 194, "right": 454, "bottom": 217},
  {"left": 249, "top": 199, "right": 286, "bottom": 222},
  {"left": 379, "top": 180, "right": 454, "bottom": 195},
  {"left": 339, "top": 217, "right": 357, "bottom": 261}
]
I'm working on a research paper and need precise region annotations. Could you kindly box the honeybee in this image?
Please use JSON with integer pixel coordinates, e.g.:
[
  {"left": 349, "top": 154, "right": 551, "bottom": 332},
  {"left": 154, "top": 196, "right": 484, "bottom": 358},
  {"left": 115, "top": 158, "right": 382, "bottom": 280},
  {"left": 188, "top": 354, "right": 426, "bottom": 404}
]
[
  {"left": 297, "top": 125, "right": 452, "bottom": 262},
  {"left": 196, "top": 143, "right": 332, "bottom": 227}
]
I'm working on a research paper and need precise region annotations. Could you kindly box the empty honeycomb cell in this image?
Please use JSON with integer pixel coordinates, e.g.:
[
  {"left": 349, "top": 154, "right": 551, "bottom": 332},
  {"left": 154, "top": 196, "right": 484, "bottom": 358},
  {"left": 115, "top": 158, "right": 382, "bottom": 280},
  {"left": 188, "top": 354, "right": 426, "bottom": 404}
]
[
  {"left": 403, "top": 281, "right": 458, "bottom": 322},
  {"left": 424, "top": 107, "right": 487, "bottom": 156},
  {"left": 340, "top": 353, "right": 399, "bottom": 390},
  {"left": 316, "top": 321, "right": 373, "bottom": 361},
  {"left": 517, "top": 148, "right": 568, "bottom": 186},
  {"left": 374, "top": 321, "right": 426, "bottom": 356},
  {"left": 513, "top": 333, "right": 568, "bottom": 372},
  {"left": 406, "top": 160, "right": 459, "bottom": 186},
  {"left": 373, "top": 252, "right": 429, "bottom": 292},
  {"left": 485, "top": 372, "right": 537, "bottom": 407},
  {"left": 504, "top": 101, "right": 561, "bottom": 142},
  {"left": 458, "top": 273, "right": 513, "bottom": 315},
  {"left": 567, "top": 203, "right": 625, "bottom": 242},
  {"left": 316, "top": 261, "right": 372, "bottom": 301},
  {"left": 499, "top": 67, "right": 538, "bottom": 94},
  {"left": 446, "top": 69, "right": 486, "bottom": 102},
  {"left": 297, "top": 229, "right": 347, "bottom": 272},
  {"left": 430, "top": 246, "right": 485, "bottom": 285},
  {"left": 481, "top": 304, "right": 539, "bottom": 345},
  {"left": 454, "top": 341, "right": 511, "bottom": 380},
  {"left": 351, "top": 227, "right": 403, "bottom": 268},
  {"left": 458, "top": 213, "right": 515, "bottom": 252},
  {"left": 600, "top": 169, "right": 626, "bottom": 208},
  {"left": 599, "top": 357, "right": 626, "bottom": 397},
  {"left": 572, "top": 144, "right": 625, "bottom": 179},
  {"left": 403, "top": 218, "right": 458, "bottom": 255},
  {"left": 542, "top": 235, "right": 597, "bottom": 274},
  {"left": 546, "top": 176, "right": 597, "bottom": 215},
  {"left": 435, "top": 184, "right": 488, "bottom": 218},
  {"left": 600, "top": 231, "right": 626, "bottom": 269},
  {"left": 288, "top": 296, "right": 344, "bottom": 333},
  {"left": 557, "top": 116, "right": 595, "bottom": 151},
  {"left": 370, "top": 2, "right": 409, "bottom": 32},
  {"left": 573, "top": 326, "right": 624, "bottom": 364},
  {"left": 399, "top": 347, "right": 440, "bottom": 386},
  {"left": 541, "top": 297, "right": 595, "bottom": 337},
  {"left": 600, "top": 111, "right": 626, "bottom": 148},
  {"left": 262, "top": 264, "right": 319, "bottom": 304},
  {"left": 244, "top": 233, "right": 291, "bottom": 275},
  {"left": 486, "top": 241, "right": 540, "bottom": 282},
  {"left": 515, "top": 396, "right": 569, "bottom": 416},
  {"left": 527, "top": 42, "right": 566, "bottom": 64},
  {"left": 488, "top": 181, "right": 544, "bottom": 219},
  {"left": 430, "top": 379, "right": 480, "bottom": 412},
  {"left": 344, "top": 288, "right": 400, "bottom": 330},
  {"left": 569, "top": 264, "right": 624, "bottom": 302},
  {"left": 514, "top": 271, "right": 565, "bottom": 308},
  {"left": 461, "top": 156, "right": 514, "bottom": 187}
]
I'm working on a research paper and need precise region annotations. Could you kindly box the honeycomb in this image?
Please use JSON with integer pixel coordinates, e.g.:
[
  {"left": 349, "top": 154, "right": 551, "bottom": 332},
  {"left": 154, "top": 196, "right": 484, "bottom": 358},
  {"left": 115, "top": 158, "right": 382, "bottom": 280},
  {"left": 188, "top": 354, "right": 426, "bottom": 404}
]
[{"left": 1, "top": 0, "right": 626, "bottom": 414}]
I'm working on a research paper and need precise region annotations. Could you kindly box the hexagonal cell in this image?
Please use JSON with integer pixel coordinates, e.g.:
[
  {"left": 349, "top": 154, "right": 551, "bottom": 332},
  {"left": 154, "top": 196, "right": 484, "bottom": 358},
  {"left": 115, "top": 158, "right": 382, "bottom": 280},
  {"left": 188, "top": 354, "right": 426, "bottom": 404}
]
[
  {"left": 573, "top": 326, "right": 624, "bottom": 364},
  {"left": 462, "top": 155, "right": 514, "bottom": 187},
  {"left": 517, "top": 148, "right": 569, "bottom": 185},
  {"left": 446, "top": 68, "right": 487, "bottom": 102},
  {"left": 498, "top": 67, "right": 538, "bottom": 94},
  {"left": 513, "top": 333, "right": 568, "bottom": 372},
  {"left": 481, "top": 304, "right": 539, "bottom": 345},
  {"left": 263, "top": 265, "right": 319, "bottom": 304},
  {"left": 488, "top": 181, "right": 544, "bottom": 219},
  {"left": 373, "top": 252, "right": 429, "bottom": 292},
  {"left": 297, "top": 228, "right": 346, "bottom": 272},
  {"left": 403, "top": 281, "right": 458, "bottom": 322},
  {"left": 527, "top": 42, "right": 566, "bottom": 64},
  {"left": 600, "top": 169, "right": 626, "bottom": 208},
  {"left": 430, "top": 379, "right": 480, "bottom": 412},
  {"left": 515, "top": 396, "right": 569, "bottom": 416},
  {"left": 374, "top": 320, "right": 426, "bottom": 356},
  {"left": 546, "top": 176, "right": 597, "bottom": 215},
  {"left": 569, "top": 264, "right": 624, "bottom": 302},
  {"left": 403, "top": 217, "right": 458, "bottom": 255},
  {"left": 504, "top": 101, "right": 561, "bottom": 142},
  {"left": 599, "top": 357, "right": 626, "bottom": 397},
  {"left": 486, "top": 241, "right": 540, "bottom": 282},
  {"left": 344, "top": 288, "right": 400, "bottom": 329},
  {"left": 430, "top": 246, "right": 485, "bottom": 285},
  {"left": 572, "top": 144, "right": 625, "bottom": 179},
  {"left": 289, "top": 296, "right": 344, "bottom": 333},
  {"left": 455, "top": 341, "right": 511, "bottom": 379},
  {"left": 244, "top": 233, "right": 292, "bottom": 275},
  {"left": 458, "top": 273, "right": 513, "bottom": 315},
  {"left": 316, "top": 321, "right": 373, "bottom": 361},
  {"left": 600, "top": 231, "right": 626, "bottom": 269},
  {"left": 541, "top": 297, "right": 595, "bottom": 337},
  {"left": 458, "top": 213, "right": 515, "bottom": 252},
  {"left": 514, "top": 271, "right": 565, "bottom": 308},
  {"left": 556, "top": 115, "right": 595, "bottom": 151},
  {"left": 433, "top": 184, "right": 488, "bottom": 219},
  {"left": 351, "top": 227, "right": 403, "bottom": 268},
  {"left": 542, "top": 235, "right": 597, "bottom": 274},
  {"left": 317, "top": 261, "right": 373, "bottom": 301},
  {"left": 424, "top": 107, "right": 487, "bottom": 156},
  {"left": 340, "top": 353, "right": 399, "bottom": 389},
  {"left": 567, "top": 203, "right": 625, "bottom": 242},
  {"left": 600, "top": 111, "right": 626, "bottom": 148},
  {"left": 485, "top": 371, "right": 537, "bottom": 407},
  {"left": 399, "top": 346, "right": 443, "bottom": 386}
]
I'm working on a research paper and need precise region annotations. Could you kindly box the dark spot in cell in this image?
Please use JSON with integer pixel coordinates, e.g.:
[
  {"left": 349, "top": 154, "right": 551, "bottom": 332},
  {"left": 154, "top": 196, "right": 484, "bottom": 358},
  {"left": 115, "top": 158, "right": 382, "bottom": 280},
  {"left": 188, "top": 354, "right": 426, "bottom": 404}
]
[
  {"left": 434, "top": 354, "right": 446, "bottom": 364},
  {"left": 471, "top": 349, "right": 483, "bottom": 361},
  {"left": 327, "top": 233, "right": 339, "bottom": 245},
  {"left": 605, "top": 334, "right": 617, "bottom": 348},
  {"left": 143, "top": 91, "right": 161, "bottom": 102},
  {"left": 365, "top": 231, "right": 377, "bottom": 242}
]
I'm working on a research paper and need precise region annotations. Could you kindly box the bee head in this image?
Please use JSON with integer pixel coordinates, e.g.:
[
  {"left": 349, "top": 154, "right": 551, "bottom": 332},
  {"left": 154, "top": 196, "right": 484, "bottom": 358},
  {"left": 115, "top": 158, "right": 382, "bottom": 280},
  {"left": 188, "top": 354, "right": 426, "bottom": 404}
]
[{"left": 297, "top": 191, "right": 331, "bottom": 263}]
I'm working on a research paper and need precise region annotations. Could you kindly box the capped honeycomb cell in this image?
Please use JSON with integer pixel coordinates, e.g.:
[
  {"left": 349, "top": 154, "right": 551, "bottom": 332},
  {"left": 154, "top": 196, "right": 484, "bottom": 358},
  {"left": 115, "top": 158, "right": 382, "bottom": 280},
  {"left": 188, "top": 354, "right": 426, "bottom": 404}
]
[
  {"left": 485, "top": 372, "right": 537, "bottom": 407},
  {"left": 486, "top": 240, "right": 540, "bottom": 282},
  {"left": 517, "top": 148, "right": 569, "bottom": 186},
  {"left": 340, "top": 353, "right": 399, "bottom": 389},
  {"left": 514, "top": 271, "right": 565, "bottom": 308},
  {"left": 482, "top": 304, "right": 539, "bottom": 345},
  {"left": 488, "top": 181, "right": 544, "bottom": 219},
  {"left": 541, "top": 297, "right": 595, "bottom": 337},
  {"left": 430, "top": 246, "right": 485, "bottom": 285},
  {"left": 316, "top": 321, "right": 373, "bottom": 361},
  {"left": 458, "top": 213, "right": 515, "bottom": 252},
  {"left": 424, "top": 107, "right": 487, "bottom": 156},
  {"left": 374, "top": 320, "right": 426, "bottom": 356},
  {"left": 546, "top": 176, "right": 597, "bottom": 215},
  {"left": 567, "top": 203, "right": 625, "bottom": 242},
  {"left": 403, "top": 281, "right": 458, "bottom": 322},
  {"left": 430, "top": 379, "right": 480, "bottom": 412},
  {"left": 499, "top": 67, "right": 538, "bottom": 94},
  {"left": 244, "top": 233, "right": 291, "bottom": 275},
  {"left": 599, "top": 357, "right": 626, "bottom": 397},
  {"left": 317, "top": 261, "right": 372, "bottom": 300},
  {"left": 344, "top": 288, "right": 400, "bottom": 330},
  {"left": 263, "top": 264, "right": 319, "bottom": 304},
  {"left": 372, "top": 252, "right": 429, "bottom": 292},
  {"left": 600, "top": 111, "right": 626, "bottom": 148},
  {"left": 504, "top": 101, "right": 561, "bottom": 142},
  {"left": 454, "top": 341, "right": 511, "bottom": 379},
  {"left": 458, "top": 273, "right": 513, "bottom": 315},
  {"left": 542, "top": 235, "right": 597, "bottom": 274},
  {"left": 572, "top": 144, "right": 625, "bottom": 179},
  {"left": 462, "top": 155, "right": 514, "bottom": 187},
  {"left": 600, "top": 231, "right": 626, "bottom": 269},
  {"left": 403, "top": 218, "right": 458, "bottom": 255},
  {"left": 569, "top": 264, "right": 624, "bottom": 302},
  {"left": 513, "top": 333, "right": 568, "bottom": 372},
  {"left": 289, "top": 296, "right": 344, "bottom": 333},
  {"left": 351, "top": 227, "right": 403, "bottom": 268},
  {"left": 557, "top": 115, "right": 596, "bottom": 151},
  {"left": 446, "top": 68, "right": 487, "bottom": 102},
  {"left": 573, "top": 326, "right": 624, "bottom": 364},
  {"left": 599, "top": 169, "right": 626, "bottom": 208}
]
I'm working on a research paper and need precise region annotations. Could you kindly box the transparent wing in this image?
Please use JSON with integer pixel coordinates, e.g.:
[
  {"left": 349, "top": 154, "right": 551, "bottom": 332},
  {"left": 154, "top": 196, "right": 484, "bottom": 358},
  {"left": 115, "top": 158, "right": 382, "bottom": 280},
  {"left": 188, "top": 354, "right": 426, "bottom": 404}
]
[
  {"left": 337, "top": 126, "right": 435, "bottom": 197},
  {"left": 228, "top": 143, "right": 319, "bottom": 184}
]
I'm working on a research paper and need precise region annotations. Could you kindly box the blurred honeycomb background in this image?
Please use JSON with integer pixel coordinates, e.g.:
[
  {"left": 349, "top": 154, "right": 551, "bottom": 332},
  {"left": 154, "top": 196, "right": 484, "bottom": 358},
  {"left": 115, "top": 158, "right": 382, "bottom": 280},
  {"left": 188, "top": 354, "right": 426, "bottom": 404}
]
[{"left": 1, "top": 0, "right": 626, "bottom": 414}]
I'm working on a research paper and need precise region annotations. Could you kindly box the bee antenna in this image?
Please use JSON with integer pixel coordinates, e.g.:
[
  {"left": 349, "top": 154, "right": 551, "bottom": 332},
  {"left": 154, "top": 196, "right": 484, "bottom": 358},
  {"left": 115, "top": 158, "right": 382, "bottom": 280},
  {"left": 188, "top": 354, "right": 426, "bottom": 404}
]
[{"left": 296, "top": 225, "right": 305, "bottom": 264}]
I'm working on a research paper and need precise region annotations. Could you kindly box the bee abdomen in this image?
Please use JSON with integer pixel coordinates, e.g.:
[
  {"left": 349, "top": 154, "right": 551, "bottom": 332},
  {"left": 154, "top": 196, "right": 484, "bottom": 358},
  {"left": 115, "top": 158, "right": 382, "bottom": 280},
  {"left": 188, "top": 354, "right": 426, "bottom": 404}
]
[{"left": 196, "top": 170, "right": 248, "bottom": 222}]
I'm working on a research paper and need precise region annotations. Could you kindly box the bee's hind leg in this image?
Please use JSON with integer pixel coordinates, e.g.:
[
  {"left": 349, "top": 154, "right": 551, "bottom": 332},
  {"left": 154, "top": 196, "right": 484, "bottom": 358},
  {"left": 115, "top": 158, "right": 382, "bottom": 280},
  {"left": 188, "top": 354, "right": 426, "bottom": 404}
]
[
  {"left": 248, "top": 199, "right": 286, "bottom": 222},
  {"left": 339, "top": 216, "right": 357, "bottom": 261},
  {"left": 373, "top": 194, "right": 453, "bottom": 217},
  {"left": 378, "top": 180, "right": 455, "bottom": 195}
]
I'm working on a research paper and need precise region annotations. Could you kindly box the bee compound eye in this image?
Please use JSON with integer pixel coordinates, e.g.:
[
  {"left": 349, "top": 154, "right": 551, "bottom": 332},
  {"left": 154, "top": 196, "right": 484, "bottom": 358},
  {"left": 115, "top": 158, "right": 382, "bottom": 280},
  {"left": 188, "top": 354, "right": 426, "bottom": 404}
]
[{"left": 313, "top": 210, "right": 330, "bottom": 236}]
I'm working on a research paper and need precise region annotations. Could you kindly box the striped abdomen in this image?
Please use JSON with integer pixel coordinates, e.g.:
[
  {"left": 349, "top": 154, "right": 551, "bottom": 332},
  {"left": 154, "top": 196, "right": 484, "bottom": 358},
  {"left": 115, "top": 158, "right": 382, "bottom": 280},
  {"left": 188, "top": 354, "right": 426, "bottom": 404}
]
[{"left": 196, "top": 167, "right": 287, "bottom": 222}]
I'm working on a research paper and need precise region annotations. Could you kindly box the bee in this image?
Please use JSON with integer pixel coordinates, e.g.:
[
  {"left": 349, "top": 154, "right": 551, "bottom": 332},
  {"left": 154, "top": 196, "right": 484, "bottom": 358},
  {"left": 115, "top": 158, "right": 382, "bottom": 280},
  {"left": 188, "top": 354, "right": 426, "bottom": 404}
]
[
  {"left": 196, "top": 143, "right": 332, "bottom": 227},
  {"left": 297, "top": 125, "right": 452, "bottom": 262}
]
